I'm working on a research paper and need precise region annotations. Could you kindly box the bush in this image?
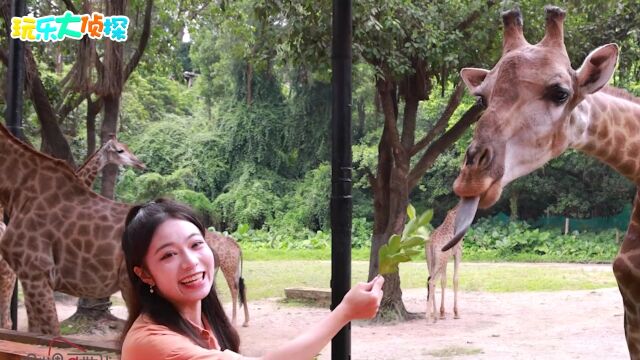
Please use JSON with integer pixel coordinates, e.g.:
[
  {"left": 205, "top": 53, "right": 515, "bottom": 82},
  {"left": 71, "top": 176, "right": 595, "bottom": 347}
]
[
  {"left": 170, "top": 189, "right": 215, "bottom": 227},
  {"left": 463, "top": 217, "right": 619, "bottom": 262}
]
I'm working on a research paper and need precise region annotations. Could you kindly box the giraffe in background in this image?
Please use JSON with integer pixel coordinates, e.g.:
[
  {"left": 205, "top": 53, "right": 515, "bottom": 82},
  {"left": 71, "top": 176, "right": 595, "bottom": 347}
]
[
  {"left": 206, "top": 231, "right": 249, "bottom": 327},
  {"left": 0, "top": 135, "right": 145, "bottom": 330},
  {"left": 75, "top": 134, "right": 145, "bottom": 188},
  {"left": 0, "top": 124, "right": 137, "bottom": 334},
  {"left": 426, "top": 205, "right": 462, "bottom": 323},
  {"left": 447, "top": 6, "right": 640, "bottom": 356}
]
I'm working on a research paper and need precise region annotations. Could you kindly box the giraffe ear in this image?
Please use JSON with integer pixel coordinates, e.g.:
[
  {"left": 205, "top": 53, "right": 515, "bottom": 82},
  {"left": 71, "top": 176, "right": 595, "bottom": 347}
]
[
  {"left": 460, "top": 68, "right": 490, "bottom": 94},
  {"left": 576, "top": 44, "right": 619, "bottom": 95}
]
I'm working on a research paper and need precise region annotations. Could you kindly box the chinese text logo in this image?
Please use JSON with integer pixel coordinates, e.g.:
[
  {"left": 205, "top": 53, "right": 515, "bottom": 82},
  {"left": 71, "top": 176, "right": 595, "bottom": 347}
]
[{"left": 11, "top": 11, "right": 129, "bottom": 42}]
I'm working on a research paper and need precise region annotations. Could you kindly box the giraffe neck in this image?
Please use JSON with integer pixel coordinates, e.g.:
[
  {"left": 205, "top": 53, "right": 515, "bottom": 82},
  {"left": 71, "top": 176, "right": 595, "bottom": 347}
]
[
  {"left": 570, "top": 88, "right": 640, "bottom": 184},
  {"left": 0, "top": 125, "right": 91, "bottom": 213},
  {"left": 75, "top": 147, "right": 109, "bottom": 188}
]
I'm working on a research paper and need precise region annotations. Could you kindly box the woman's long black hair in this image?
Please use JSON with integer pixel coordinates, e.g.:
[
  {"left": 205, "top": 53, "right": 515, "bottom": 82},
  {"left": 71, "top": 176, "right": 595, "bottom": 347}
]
[{"left": 120, "top": 198, "right": 240, "bottom": 351}]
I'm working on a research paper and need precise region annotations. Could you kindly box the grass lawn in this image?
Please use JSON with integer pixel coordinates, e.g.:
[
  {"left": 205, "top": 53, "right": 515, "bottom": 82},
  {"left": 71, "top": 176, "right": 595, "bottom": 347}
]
[{"left": 217, "top": 251, "right": 617, "bottom": 302}]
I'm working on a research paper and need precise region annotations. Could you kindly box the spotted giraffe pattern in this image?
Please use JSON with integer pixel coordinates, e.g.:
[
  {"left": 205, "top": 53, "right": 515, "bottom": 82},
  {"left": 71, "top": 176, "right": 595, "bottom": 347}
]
[
  {"left": 206, "top": 231, "right": 249, "bottom": 327},
  {"left": 0, "top": 124, "right": 133, "bottom": 335},
  {"left": 74, "top": 134, "right": 145, "bottom": 188},
  {"left": 426, "top": 206, "right": 461, "bottom": 323},
  {"left": 451, "top": 6, "right": 640, "bottom": 357},
  {"left": 0, "top": 222, "right": 14, "bottom": 329},
  {"left": 0, "top": 135, "right": 145, "bottom": 329},
  {"left": 0, "top": 137, "right": 145, "bottom": 330}
]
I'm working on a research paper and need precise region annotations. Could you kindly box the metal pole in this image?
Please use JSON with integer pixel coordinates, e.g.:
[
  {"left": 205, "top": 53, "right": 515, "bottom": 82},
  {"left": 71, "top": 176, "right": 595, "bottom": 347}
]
[
  {"left": 330, "top": 0, "right": 352, "bottom": 359},
  {"left": 6, "top": 0, "right": 26, "bottom": 331}
]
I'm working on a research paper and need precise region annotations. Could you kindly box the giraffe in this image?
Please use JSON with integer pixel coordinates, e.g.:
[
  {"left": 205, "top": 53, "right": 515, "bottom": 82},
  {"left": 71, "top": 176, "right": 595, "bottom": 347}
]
[
  {"left": 0, "top": 136, "right": 145, "bottom": 330},
  {"left": 441, "top": 6, "right": 640, "bottom": 357},
  {"left": 206, "top": 231, "right": 249, "bottom": 327},
  {"left": 74, "top": 134, "right": 145, "bottom": 188},
  {"left": 426, "top": 205, "right": 461, "bottom": 323},
  {"left": 0, "top": 222, "right": 10, "bottom": 329},
  {"left": 0, "top": 123, "right": 134, "bottom": 335}
]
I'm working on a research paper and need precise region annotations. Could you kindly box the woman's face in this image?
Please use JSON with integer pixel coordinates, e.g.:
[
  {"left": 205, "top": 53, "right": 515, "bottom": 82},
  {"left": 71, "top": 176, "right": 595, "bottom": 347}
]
[{"left": 136, "top": 218, "right": 215, "bottom": 309}]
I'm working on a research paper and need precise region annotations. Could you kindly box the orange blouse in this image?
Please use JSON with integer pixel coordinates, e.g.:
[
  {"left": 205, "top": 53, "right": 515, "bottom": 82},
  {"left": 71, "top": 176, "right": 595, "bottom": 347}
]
[{"left": 121, "top": 314, "right": 244, "bottom": 360}]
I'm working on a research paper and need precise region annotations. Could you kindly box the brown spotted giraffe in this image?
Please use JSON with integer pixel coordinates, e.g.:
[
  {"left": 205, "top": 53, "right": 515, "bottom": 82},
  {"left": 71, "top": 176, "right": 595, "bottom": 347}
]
[
  {"left": 0, "top": 135, "right": 145, "bottom": 329},
  {"left": 206, "top": 231, "right": 249, "bottom": 327},
  {"left": 445, "top": 6, "right": 640, "bottom": 357},
  {"left": 0, "top": 222, "right": 10, "bottom": 329},
  {"left": 426, "top": 205, "right": 461, "bottom": 323},
  {"left": 0, "top": 123, "right": 134, "bottom": 335},
  {"left": 75, "top": 134, "right": 145, "bottom": 188}
]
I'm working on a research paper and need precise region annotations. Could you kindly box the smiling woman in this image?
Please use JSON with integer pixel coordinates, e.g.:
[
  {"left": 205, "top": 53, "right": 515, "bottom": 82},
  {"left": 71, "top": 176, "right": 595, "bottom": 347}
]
[
  {"left": 119, "top": 199, "right": 385, "bottom": 360},
  {"left": 120, "top": 199, "right": 241, "bottom": 359}
]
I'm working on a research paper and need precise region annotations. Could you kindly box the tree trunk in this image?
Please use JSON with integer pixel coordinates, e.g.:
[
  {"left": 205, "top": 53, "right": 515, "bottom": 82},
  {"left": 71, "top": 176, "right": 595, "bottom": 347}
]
[
  {"left": 55, "top": 44, "right": 63, "bottom": 74},
  {"left": 100, "top": 95, "right": 120, "bottom": 199},
  {"left": 85, "top": 96, "right": 102, "bottom": 158},
  {"left": 25, "top": 50, "right": 75, "bottom": 167},
  {"left": 367, "top": 79, "right": 415, "bottom": 321},
  {"left": 88, "top": 96, "right": 105, "bottom": 157},
  {"left": 376, "top": 272, "right": 412, "bottom": 321},
  {"left": 510, "top": 192, "right": 518, "bottom": 221},
  {"left": 246, "top": 62, "right": 253, "bottom": 106},
  {"left": 355, "top": 98, "right": 365, "bottom": 141}
]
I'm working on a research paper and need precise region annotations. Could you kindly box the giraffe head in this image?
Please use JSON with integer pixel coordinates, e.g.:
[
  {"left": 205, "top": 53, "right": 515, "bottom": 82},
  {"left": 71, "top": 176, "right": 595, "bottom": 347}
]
[
  {"left": 444, "top": 6, "right": 619, "bottom": 250},
  {"left": 105, "top": 134, "right": 146, "bottom": 170}
]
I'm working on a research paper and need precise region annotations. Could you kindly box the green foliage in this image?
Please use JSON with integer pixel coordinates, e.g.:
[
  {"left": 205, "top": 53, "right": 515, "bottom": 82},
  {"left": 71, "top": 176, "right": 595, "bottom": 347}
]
[
  {"left": 231, "top": 226, "right": 329, "bottom": 251},
  {"left": 170, "top": 189, "right": 215, "bottom": 226},
  {"left": 378, "top": 205, "right": 432, "bottom": 274},
  {"left": 211, "top": 164, "right": 287, "bottom": 229},
  {"left": 273, "top": 163, "right": 330, "bottom": 231},
  {"left": 463, "top": 218, "right": 619, "bottom": 262},
  {"left": 115, "top": 168, "right": 196, "bottom": 203}
]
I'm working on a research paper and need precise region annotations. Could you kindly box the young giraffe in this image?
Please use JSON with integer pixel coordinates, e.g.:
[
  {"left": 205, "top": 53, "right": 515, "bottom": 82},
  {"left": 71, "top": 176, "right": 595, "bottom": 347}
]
[
  {"left": 206, "top": 231, "right": 249, "bottom": 327},
  {"left": 75, "top": 134, "right": 146, "bottom": 188},
  {"left": 444, "top": 6, "right": 640, "bottom": 357},
  {"left": 0, "top": 136, "right": 145, "bottom": 330},
  {"left": 0, "top": 123, "right": 134, "bottom": 335},
  {"left": 426, "top": 205, "right": 461, "bottom": 323}
]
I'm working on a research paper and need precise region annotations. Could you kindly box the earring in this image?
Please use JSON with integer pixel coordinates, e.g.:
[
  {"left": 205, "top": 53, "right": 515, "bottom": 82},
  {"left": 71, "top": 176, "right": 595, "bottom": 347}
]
[{"left": 149, "top": 284, "right": 155, "bottom": 294}]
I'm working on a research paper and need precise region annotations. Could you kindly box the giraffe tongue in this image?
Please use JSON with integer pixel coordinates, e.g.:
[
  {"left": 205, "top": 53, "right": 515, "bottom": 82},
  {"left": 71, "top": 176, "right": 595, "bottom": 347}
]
[{"left": 441, "top": 197, "right": 479, "bottom": 252}]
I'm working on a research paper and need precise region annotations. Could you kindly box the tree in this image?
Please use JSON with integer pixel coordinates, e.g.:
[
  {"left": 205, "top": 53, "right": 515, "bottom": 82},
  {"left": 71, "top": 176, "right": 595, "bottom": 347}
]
[{"left": 257, "top": 0, "right": 499, "bottom": 321}]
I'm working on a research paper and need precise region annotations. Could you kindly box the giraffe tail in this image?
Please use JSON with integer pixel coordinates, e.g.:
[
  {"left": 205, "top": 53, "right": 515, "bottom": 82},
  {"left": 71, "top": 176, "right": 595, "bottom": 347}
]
[
  {"left": 239, "top": 277, "right": 246, "bottom": 309},
  {"left": 427, "top": 275, "right": 431, "bottom": 301},
  {"left": 238, "top": 251, "right": 246, "bottom": 309}
]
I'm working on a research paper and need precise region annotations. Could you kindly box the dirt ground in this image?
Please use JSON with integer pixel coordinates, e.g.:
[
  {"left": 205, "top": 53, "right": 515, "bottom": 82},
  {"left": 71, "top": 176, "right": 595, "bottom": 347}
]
[{"left": 17, "top": 264, "right": 627, "bottom": 359}]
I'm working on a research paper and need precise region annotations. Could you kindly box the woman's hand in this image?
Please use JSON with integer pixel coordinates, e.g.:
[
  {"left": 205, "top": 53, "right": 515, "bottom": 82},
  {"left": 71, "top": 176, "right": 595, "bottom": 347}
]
[
  {"left": 258, "top": 275, "right": 385, "bottom": 360},
  {"left": 340, "top": 275, "right": 384, "bottom": 320}
]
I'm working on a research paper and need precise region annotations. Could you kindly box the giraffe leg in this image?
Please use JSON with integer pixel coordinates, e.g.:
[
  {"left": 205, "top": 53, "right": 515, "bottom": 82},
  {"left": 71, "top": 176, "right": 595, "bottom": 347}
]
[
  {"left": 239, "top": 277, "right": 249, "bottom": 327},
  {"left": 21, "top": 274, "right": 59, "bottom": 335},
  {"left": 428, "top": 272, "right": 440, "bottom": 323},
  {"left": 613, "top": 196, "right": 640, "bottom": 359},
  {"left": 426, "top": 244, "right": 436, "bottom": 323},
  {"left": 439, "top": 265, "right": 447, "bottom": 319},
  {"left": 453, "top": 250, "right": 461, "bottom": 319},
  {"left": 0, "top": 258, "right": 16, "bottom": 329},
  {"left": 222, "top": 267, "right": 238, "bottom": 326},
  {"left": 613, "top": 253, "right": 640, "bottom": 358}
]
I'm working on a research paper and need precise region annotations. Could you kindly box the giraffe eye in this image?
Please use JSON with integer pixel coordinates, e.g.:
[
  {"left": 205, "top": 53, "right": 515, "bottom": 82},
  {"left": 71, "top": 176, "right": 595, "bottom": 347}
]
[
  {"left": 117, "top": 149, "right": 125, "bottom": 154},
  {"left": 476, "top": 95, "right": 487, "bottom": 107},
  {"left": 547, "top": 85, "right": 570, "bottom": 105}
]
